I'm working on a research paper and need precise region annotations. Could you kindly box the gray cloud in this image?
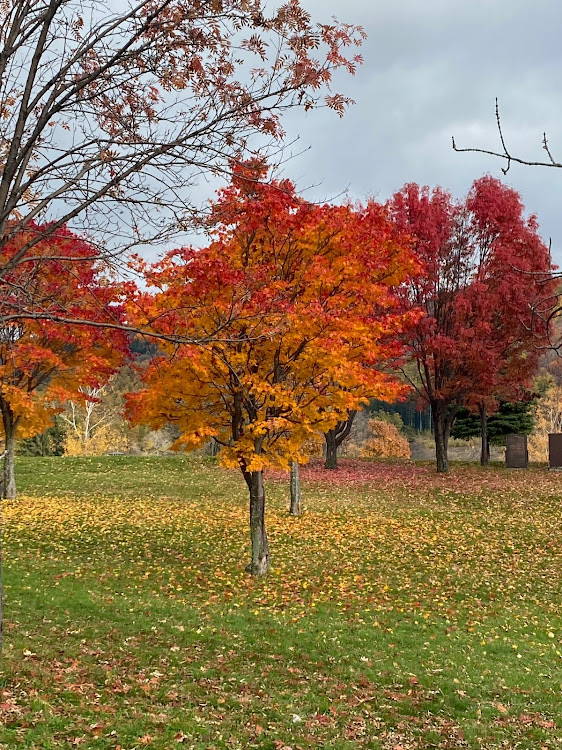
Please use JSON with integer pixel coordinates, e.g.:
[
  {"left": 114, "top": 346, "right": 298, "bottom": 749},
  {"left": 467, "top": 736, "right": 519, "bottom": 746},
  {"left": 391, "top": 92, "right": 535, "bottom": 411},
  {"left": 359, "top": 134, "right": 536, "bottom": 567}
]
[{"left": 275, "top": 0, "right": 562, "bottom": 263}]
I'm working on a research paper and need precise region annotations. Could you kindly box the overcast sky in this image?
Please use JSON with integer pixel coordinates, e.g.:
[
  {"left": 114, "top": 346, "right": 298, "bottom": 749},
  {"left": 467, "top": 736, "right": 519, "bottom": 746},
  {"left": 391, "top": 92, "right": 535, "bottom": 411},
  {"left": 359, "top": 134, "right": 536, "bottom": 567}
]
[{"left": 268, "top": 0, "right": 562, "bottom": 264}]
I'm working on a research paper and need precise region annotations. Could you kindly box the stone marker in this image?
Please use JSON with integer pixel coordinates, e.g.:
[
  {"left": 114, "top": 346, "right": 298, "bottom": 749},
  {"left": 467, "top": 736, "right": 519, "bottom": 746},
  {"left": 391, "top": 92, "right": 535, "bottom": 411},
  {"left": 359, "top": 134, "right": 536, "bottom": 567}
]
[
  {"left": 548, "top": 433, "right": 562, "bottom": 469},
  {"left": 505, "top": 434, "right": 528, "bottom": 469}
]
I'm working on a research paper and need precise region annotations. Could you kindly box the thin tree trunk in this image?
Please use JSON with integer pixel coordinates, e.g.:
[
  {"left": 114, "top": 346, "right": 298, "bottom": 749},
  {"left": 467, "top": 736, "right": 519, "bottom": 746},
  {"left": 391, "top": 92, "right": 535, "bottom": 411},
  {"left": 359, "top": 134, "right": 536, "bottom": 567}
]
[
  {"left": 324, "top": 429, "right": 338, "bottom": 469},
  {"left": 244, "top": 470, "right": 270, "bottom": 575},
  {"left": 433, "top": 406, "right": 450, "bottom": 474},
  {"left": 2, "top": 408, "right": 16, "bottom": 499},
  {"left": 0, "top": 495, "right": 2, "bottom": 651},
  {"left": 0, "top": 405, "right": 14, "bottom": 653},
  {"left": 479, "top": 402, "right": 489, "bottom": 467},
  {"left": 289, "top": 460, "right": 301, "bottom": 516}
]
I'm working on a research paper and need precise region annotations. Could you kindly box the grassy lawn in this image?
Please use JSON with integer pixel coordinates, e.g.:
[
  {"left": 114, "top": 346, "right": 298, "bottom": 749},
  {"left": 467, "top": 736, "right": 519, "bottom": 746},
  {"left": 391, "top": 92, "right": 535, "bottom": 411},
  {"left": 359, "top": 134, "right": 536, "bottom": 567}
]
[{"left": 1, "top": 455, "right": 561, "bottom": 749}]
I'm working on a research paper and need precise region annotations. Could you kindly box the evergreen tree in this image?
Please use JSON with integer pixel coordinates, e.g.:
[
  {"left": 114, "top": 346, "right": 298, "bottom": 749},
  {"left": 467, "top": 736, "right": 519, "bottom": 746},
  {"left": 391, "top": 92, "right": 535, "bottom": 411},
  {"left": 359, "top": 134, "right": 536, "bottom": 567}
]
[{"left": 452, "top": 401, "right": 535, "bottom": 445}]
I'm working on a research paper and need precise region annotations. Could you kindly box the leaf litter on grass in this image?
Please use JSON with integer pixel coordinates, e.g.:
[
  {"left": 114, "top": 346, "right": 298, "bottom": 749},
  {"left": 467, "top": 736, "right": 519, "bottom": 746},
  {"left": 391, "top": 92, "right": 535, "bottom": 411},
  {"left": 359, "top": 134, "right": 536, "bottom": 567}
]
[{"left": 1, "top": 456, "right": 561, "bottom": 749}]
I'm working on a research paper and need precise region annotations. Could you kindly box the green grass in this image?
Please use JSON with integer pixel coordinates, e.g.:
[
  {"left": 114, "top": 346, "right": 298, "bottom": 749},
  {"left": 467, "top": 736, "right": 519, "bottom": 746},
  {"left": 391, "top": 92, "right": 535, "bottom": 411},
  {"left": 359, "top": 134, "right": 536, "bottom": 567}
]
[{"left": 1, "top": 455, "right": 561, "bottom": 749}]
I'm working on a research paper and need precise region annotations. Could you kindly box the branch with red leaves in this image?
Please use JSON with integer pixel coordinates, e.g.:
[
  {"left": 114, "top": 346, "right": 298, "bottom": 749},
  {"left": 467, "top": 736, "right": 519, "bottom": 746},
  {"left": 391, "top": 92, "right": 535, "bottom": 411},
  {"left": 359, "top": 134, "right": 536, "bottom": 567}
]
[{"left": 0, "top": 0, "right": 365, "bottom": 292}]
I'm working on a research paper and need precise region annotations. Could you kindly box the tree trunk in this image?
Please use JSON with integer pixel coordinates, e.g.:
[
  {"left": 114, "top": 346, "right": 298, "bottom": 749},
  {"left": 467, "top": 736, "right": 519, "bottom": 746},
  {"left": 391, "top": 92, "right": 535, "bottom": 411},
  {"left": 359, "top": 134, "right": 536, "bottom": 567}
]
[
  {"left": 289, "top": 460, "right": 301, "bottom": 516},
  {"left": 433, "top": 406, "right": 450, "bottom": 474},
  {"left": 0, "top": 501, "right": 2, "bottom": 651},
  {"left": 325, "top": 429, "right": 338, "bottom": 469},
  {"left": 324, "top": 410, "right": 357, "bottom": 469},
  {"left": 2, "top": 408, "right": 16, "bottom": 499},
  {"left": 479, "top": 402, "right": 489, "bottom": 467},
  {"left": 244, "top": 470, "right": 270, "bottom": 575},
  {"left": 0, "top": 404, "right": 13, "bottom": 653}
]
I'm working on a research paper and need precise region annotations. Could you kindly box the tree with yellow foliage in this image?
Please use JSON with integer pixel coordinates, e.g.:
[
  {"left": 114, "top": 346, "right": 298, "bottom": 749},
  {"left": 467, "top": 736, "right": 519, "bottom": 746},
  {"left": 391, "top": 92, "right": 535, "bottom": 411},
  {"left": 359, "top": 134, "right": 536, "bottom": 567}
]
[
  {"left": 529, "top": 382, "right": 562, "bottom": 462},
  {"left": 361, "top": 418, "right": 411, "bottom": 459},
  {"left": 128, "top": 164, "right": 419, "bottom": 574}
]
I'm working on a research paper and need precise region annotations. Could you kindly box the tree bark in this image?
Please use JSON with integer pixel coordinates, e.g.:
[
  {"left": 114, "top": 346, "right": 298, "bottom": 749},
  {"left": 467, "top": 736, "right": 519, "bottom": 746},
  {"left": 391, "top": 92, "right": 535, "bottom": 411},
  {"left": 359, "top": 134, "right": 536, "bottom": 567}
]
[
  {"left": 433, "top": 405, "right": 450, "bottom": 474},
  {"left": 0, "top": 404, "right": 13, "bottom": 652},
  {"left": 289, "top": 460, "right": 301, "bottom": 516},
  {"left": 2, "top": 406, "right": 16, "bottom": 499},
  {"left": 324, "top": 410, "right": 358, "bottom": 470},
  {"left": 479, "top": 402, "right": 489, "bottom": 467},
  {"left": 325, "top": 428, "right": 338, "bottom": 469},
  {"left": 0, "top": 500, "right": 2, "bottom": 651},
  {"left": 244, "top": 470, "right": 270, "bottom": 575}
]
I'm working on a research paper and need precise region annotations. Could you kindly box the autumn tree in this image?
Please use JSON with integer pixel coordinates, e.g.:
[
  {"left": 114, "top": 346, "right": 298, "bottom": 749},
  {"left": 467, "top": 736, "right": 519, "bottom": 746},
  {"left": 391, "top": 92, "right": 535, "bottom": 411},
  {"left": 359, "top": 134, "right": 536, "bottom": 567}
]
[
  {"left": 0, "top": 224, "right": 129, "bottom": 497},
  {"left": 61, "top": 366, "right": 168, "bottom": 456},
  {"left": 454, "top": 179, "right": 555, "bottom": 466},
  {"left": 128, "top": 166, "right": 417, "bottom": 574},
  {"left": 0, "top": 0, "right": 365, "bottom": 325},
  {"left": 361, "top": 418, "right": 411, "bottom": 459},
  {"left": 62, "top": 384, "right": 119, "bottom": 456},
  {"left": 388, "top": 176, "right": 553, "bottom": 473},
  {"left": 528, "top": 379, "right": 562, "bottom": 461}
]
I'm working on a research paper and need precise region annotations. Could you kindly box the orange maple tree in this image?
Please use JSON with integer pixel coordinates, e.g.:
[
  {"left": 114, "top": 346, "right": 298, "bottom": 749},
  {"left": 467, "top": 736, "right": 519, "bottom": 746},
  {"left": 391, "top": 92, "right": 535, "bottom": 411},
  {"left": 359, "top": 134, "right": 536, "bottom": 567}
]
[
  {"left": 128, "top": 165, "right": 419, "bottom": 574},
  {"left": 361, "top": 419, "right": 411, "bottom": 459},
  {"left": 0, "top": 224, "right": 129, "bottom": 497}
]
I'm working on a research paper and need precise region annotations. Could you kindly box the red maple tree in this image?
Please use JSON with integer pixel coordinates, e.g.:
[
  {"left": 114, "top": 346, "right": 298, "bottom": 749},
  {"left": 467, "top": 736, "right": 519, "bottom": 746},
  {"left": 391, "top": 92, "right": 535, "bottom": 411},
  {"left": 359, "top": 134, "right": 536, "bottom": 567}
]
[
  {"left": 388, "top": 176, "right": 554, "bottom": 472},
  {"left": 0, "top": 224, "right": 130, "bottom": 497}
]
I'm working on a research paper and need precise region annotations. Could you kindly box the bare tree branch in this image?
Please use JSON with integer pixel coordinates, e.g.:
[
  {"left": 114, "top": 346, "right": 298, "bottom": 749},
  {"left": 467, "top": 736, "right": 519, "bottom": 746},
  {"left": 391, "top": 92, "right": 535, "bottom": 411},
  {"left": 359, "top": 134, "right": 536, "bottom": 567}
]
[{"left": 452, "top": 98, "right": 562, "bottom": 174}]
